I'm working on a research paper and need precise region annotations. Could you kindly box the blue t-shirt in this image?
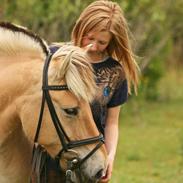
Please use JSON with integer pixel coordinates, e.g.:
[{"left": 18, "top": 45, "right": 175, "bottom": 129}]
[{"left": 49, "top": 45, "right": 128, "bottom": 134}]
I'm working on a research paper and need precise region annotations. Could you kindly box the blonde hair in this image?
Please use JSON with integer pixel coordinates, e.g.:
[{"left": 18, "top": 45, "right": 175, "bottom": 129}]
[{"left": 71, "top": 0, "right": 139, "bottom": 94}]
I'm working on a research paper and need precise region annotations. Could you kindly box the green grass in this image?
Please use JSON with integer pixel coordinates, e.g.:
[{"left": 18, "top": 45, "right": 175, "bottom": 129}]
[{"left": 110, "top": 69, "right": 183, "bottom": 183}]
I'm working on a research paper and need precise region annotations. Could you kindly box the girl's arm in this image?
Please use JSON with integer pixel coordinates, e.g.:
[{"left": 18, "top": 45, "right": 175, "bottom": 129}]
[{"left": 101, "top": 105, "right": 121, "bottom": 182}]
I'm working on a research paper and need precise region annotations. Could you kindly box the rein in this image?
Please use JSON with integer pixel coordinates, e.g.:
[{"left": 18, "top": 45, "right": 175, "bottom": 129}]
[{"left": 30, "top": 53, "right": 104, "bottom": 183}]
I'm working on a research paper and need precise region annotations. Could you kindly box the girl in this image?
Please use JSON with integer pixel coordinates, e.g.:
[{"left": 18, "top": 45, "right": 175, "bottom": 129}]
[{"left": 71, "top": 1, "right": 139, "bottom": 182}]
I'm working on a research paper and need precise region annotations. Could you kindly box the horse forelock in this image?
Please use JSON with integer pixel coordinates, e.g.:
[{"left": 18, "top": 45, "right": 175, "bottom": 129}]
[
  {"left": 0, "top": 22, "right": 49, "bottom": 59},
  {"left": 52, "top": 45, "right": 97, "bottom": 102}
]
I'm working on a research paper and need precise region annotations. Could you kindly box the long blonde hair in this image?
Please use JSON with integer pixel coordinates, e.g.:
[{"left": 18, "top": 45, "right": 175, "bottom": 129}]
[{"left": 71, "top": 0, "right": 139, "bottom": 94}]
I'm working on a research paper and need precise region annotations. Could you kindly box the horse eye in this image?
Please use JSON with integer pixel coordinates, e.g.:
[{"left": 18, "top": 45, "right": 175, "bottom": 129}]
[{"left": 63, "top": 108, "right": 78, "bottom": 116}]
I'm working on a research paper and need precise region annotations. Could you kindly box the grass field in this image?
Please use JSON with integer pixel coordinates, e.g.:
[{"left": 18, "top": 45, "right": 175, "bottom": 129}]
[{"left": 111, "top": 69, "right": 183, "bottom": 183}]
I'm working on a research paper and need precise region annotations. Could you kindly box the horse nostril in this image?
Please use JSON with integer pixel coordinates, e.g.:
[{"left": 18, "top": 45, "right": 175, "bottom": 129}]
[{"left": 95, "top": 169, "right": 104, "bottom": 179}]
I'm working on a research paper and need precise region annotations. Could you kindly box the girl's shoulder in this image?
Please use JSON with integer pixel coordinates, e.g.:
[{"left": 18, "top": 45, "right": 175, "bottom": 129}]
[
  {"left": 107, "top": 57, "right": 122, "bottom": 67},
  {"left": 49, "top": 42, "right": 73, "bottom": 54}
]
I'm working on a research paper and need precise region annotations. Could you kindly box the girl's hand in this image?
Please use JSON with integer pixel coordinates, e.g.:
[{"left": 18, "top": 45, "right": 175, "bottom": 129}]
[{"left": 100, "top": 155, "right": 114, "bottom": 183}]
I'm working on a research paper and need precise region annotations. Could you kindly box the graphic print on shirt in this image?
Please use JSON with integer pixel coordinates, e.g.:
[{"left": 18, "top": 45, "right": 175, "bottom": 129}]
[{"left": 95, "top": 66, "right": 124, "bottom": 106}]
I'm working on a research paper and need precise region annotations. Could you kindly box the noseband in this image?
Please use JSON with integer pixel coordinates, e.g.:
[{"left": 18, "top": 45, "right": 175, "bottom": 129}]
[{"left": 31, "top": 53, "right": 104, "bottom": 182}]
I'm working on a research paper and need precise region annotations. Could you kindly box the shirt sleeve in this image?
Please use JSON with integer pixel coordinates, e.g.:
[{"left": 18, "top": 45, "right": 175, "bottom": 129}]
[
  {"left": 49, "top": 45, "right": 60, "bottom": 54},
  {"left": 107, "top": 79, "right": 128, "bottom": 108}
]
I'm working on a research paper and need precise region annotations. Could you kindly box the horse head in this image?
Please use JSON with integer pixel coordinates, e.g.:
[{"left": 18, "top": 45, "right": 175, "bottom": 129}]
[{"left": 0, "top": 22, "right": 107, "bottom": 183}]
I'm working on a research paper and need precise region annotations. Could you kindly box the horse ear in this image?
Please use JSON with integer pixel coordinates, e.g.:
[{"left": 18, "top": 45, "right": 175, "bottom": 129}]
[
  {"left": 83, "top": 44, "right": 93, "bottom": 53},
  {"left": 82, "top": 44, "right": 93, "bottom": 63}
]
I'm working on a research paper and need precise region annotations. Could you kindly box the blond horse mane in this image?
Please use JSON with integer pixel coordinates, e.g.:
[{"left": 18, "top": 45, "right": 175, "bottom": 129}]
[
  {"left": 0, "top": 22, "right": 96, "bottom": 102},
  {"left": 51, "top": 45, "right": 97, "bottom": 102}
]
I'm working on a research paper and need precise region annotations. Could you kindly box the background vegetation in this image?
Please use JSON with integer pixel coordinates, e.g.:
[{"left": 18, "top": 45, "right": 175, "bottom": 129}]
[
  {"left": 113, "top": 68, "right": 183, "bottom": 183},
  {"left": 1, "top": 0, "right": 183, "bottom": 182}
]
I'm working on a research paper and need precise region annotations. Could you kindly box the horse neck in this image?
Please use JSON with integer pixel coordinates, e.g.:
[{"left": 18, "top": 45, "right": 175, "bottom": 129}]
[
  {"left": 0, "top": 59, "right": 41, "bottom": 182},
  {"left": 0, "top": 59, "right": 43, "bottom": 110},
  {"left": 0, "top": 122, "right": 32, "bottom": 183},
  {"left": 0, "top": 59, "right": 43, "bottom": 145}
]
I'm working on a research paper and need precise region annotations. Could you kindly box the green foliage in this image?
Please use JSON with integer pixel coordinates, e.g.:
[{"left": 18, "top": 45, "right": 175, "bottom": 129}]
[
  {"left": 140, "top": 58, "right": 164, "bottom": 100},
  {"left": 113, "top": 99, "right": 183, "bottom": 182},
  {"left": 138, "top": 37, "right": 173, "bottom": 100},
  {"left": 1, "top": 0, "right": 94, "bottom": 42},
  {"left": 114, "top": 68, "right": 183, "bottom": 182}
]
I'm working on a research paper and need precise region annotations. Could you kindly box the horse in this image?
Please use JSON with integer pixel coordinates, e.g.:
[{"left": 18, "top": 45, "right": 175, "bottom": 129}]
[{"left": 0, "top": 22, "right": 107, "bottom": 183}]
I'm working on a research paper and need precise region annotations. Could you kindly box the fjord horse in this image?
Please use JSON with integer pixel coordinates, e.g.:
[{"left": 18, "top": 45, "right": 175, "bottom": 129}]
[{"left": 0, "top": 22, "right": 107, "bottom": 183}]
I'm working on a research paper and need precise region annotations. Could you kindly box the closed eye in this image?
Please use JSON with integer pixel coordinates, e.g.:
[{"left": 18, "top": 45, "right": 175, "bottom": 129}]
[
  {"left": 99, "top": 41, "right": 108, "bottom": 45},
  {"left": 62, "top": 107, "right": 79, "bottom": 116},
  {"left": 87, "top": 36, "right": 94, "bottom": 41}
]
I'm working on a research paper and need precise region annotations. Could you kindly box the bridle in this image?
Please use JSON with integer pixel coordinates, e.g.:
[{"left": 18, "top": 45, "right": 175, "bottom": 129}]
[{"left": 31, "top": 53, "right": 105, "bottom": 182}]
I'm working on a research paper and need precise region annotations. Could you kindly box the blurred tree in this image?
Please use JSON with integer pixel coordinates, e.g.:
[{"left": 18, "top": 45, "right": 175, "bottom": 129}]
[
  {"left": 117, "top": 0, "right": 183, "bottom": 98},
  {"left": 0, "top": 0, "right": 94, "bottom": 42}
]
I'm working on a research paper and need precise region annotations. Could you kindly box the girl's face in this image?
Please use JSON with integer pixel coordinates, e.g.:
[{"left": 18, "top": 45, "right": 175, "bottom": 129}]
[{"left": 82, "top": 30, "right": 112, "bottom": 54}]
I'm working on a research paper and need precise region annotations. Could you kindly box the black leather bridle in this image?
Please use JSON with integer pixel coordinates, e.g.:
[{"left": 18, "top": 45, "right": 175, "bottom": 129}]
[{"left": 32, "top": 53, "right": 105, "bottom": 182}]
